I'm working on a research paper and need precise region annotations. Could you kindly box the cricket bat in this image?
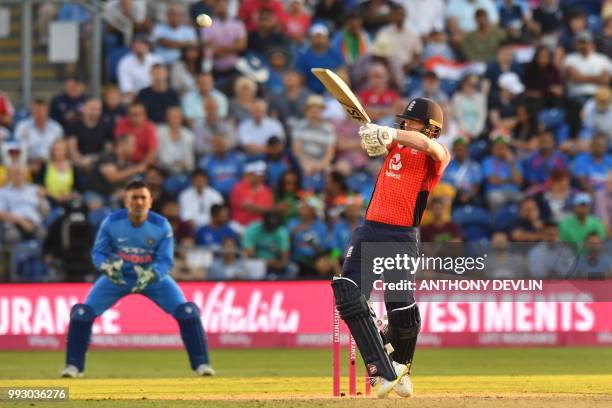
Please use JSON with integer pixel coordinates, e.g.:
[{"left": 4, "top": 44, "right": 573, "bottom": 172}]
[{"left": 311, "top": 68, "right": 371, "bottom": 124}]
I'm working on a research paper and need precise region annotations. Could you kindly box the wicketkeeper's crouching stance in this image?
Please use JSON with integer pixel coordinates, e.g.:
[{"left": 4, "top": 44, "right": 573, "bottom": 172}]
[
  {"left": 333, "top": 98, "right": 449, "bottom": 397},
  {"left": 61, "top": 181, "right": 214, "bottom": 377}
]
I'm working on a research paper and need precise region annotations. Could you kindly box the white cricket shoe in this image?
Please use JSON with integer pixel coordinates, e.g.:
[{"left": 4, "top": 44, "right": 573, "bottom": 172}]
[
  {"left": 195, "top": 364, "right": 215, "bottom": 376},
  {"left": 60, "top": 365, "right": 81, "bottom": 378},
  {"left": 394, "top": 371, "right": 414, "bottom": 397},
  {"left": 377, "top": 361, "right": 408, "bottom": 398}
]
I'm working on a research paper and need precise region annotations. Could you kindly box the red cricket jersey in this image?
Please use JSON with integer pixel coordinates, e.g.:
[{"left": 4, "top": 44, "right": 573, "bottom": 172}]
[{"left": 366, "top": 141, "right": 449, "bottom": 227}]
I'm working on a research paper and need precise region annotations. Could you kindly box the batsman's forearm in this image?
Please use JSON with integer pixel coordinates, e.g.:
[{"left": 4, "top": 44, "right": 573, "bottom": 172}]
[{"left": 394, "top": 130, "right": 447, "bottom": 162}]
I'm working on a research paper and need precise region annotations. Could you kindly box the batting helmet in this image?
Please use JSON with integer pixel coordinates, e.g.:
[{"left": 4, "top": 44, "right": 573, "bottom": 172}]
[{"left": 396, "top": 97, "right": 443, "bottom": 139}]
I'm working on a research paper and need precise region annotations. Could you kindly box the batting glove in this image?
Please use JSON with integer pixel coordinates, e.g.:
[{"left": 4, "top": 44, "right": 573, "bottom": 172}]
[
  {"left": 132, "top": 265, "right": 157, "bottom": 293},
  {"left": 358, "top": 124, "right": 397, "bottom": 156},
  {"left": 99, "top": 256, "right": 126, "bottom": 286}
]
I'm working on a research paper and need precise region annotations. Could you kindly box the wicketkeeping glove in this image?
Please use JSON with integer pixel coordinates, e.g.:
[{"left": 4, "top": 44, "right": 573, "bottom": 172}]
[
  {"left": 132, "top": 265, "right": 157, "bottom": 293},
  {"left": 99, "top": 256, "right": 126, "bottom": 286},
  {"left": 358, "top": 124, "right": 397, "bottom": 156}
]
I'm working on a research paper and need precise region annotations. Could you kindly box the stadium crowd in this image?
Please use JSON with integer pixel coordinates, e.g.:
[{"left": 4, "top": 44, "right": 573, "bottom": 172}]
[{"left": 0, "top": 0, "right": 611, "bottom": 282}]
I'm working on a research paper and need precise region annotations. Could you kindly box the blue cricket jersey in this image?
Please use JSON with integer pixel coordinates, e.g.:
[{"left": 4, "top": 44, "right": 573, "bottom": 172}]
[{"left": 91, "top": 209, "right": 174, "bottom": 279}]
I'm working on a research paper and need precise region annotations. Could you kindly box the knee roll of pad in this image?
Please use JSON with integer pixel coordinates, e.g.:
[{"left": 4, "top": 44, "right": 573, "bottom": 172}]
[{"left": 70, "top": 303, "right": 96, "bottom": 322}]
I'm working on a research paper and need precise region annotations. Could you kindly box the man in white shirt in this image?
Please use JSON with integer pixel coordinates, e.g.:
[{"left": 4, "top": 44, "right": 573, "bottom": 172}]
[
  {"left": 446, "top": 0, "right": 499, "bottom": 33},
  {"left": 152, "top": 5, "right": 198, "bottom": 65},
  {"left": 563, "top": 31, "right": 611, "bottom": 100},
  {"left": 375, "top": 4, "right": 422, "bottom": 75},
  {"left": 103, "top": 0, "right": 150, "bottom": 46},
  {"left": 398, "top": 0, "right": 445, "bottom": 36},
  {"left": 237, "top": 99, "right": 285, "bottom": 158},
  {"left": 178, "top": 169, "right": 224, "bottom": 228},
  {"left": 181, "top": 72, "right": 229, "bottom": 128},
  {"left": 117, "top": 36, "right": 164, "bottom": 102},
  {"left": 0, "top": 164, "right": 49, "bottom": 246},
  {"left": 14, "top": 98, "right": 63, "bottom": 171}
]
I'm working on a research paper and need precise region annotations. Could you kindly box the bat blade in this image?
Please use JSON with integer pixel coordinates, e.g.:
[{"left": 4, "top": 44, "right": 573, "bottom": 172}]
[{"left": 311, "top": 68, "right": 371, "bottom": 124}]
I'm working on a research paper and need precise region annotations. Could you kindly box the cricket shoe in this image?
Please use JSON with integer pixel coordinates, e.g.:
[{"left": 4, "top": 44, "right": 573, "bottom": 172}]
[
  {"left": 394, "top": 371, "right": 414, "bottom": 397},
  {"left": 60, "top": 365, "right": 82, "bottom": 378},
  {"left": 377, "top": 361, "right": 408, "bottom": 398},
  {"left": 195, "top": 364, "right": 215, "bottom": 376}
]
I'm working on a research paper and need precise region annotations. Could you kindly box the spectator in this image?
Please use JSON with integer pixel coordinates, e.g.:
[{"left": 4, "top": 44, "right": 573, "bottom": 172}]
[
  {"left": 181, "top": 72, "right": 229, "bottom": 128},
  {"left": 288, "top": 196, "right": 332, "bottom": 277},
  {"left": 238, "top": 99, "right": 285, "bottom": 158},
  {"left": 239, "top": 0, "right": 286, "bottom": 33},
  {"left": 461, "top": 8, "right": 506, "bottom": 63},
  {"left": 527, "top": 221, "right": 576, "bottom": 279},
  {"left": 580, "top": 87, "right": 612, "bottom": 143},
  {"left": 538, "top": 169, "right": 575, "bottom": 223},
  {"left": 487, "top": 230, "right": 526, "bottom": 278},
  {"left": 511, "top": 103, "right": 540, "bottom": 153},
  {"left": 558, "top": 9, "right": 588, "bottom": 54},
  {"left": 422, "top": 29, "right": 456, "bottom": 62},
  {"left": 178, "top": 169, "right": 224, "bottom": 229},
  {"left": 574, "top": 232, "right": 612, "bottom": 279},
  {"left": 242, "top": 210, "right": 294, "bottom": 279},
  {"left": 193, "top": 98, "right": 236, "bottom": 158},
  {"left": 66, "top": 97, "right": 113, "bottom": 171},
  {"left": 489, "top": 72, "right": 524, "bottom": 131},
  {"left": 312, "top": 0, "right": 345, "bottom": 31},
  {"left": 510, "top": 197, "right": 544, "bottom": 241},
  {"left": 0, "top": 91, "right": 14, "bottom": 129},
  {"left": 170, "top": 44, "right": 202, "bottom": 96},
  {"left": 86, "top": 134, "right": 145, "bottom": 207},
  {"left": 117, "top": 37, "right": 164, "bottom": 102},
  {"left": 375, "top": 4, "right": 422, "bottom": 76},
  {"left": 451, "top": 74, "right": 487, "bottom": 139},
  {"left": 484, "top": 41, "right": 522, "bottom": 99},
  {"left": 229, "top": 76, "right": 258, "bottom": 124},
  {"left": 275, "top": 169, "right": 301, "bottom": 222},
  {"left": 291, "top": 95, "right": 336, "bottom": 190},
  {"left": 113, "top": 102, "right": 158, "bottom": 166},
  {"left": 358, "top": 0, "right": 394, "bottom": 34},
  {"left": 294, "top": 24, "right": 344, "bottom": 94},
  {"left": 151, "top": 4, "right": 197, "bottom": 65},
  {"left": 442, "top": 138, "right": 483, "bottom": 207},
  {"left": 160, "top": 199, "right": 194, "bottom": 246},
  {"left": 446, "top": 0, "right": 499, "bottom": 35},
  {"left": 283, "top": 0, "right": 311, "bottom": 44},
  {"left": 421, "top": 197, "right": 463, "bottom": 243},
  {"left": 157, "top": 106, "right": 195, "bottom": 175},
  {"left": 329, "top": 199, "right": 362, "bottom": 262},
  {"left": 482, "top": 131, "right": 523, "bottom": 211},
  {"left": 103, "top": 0, "right": 151, "bottom": 46},
  {"left": 497, "top": 0, "right": 528, "bottom": 30},
  {"left": 562, "top": 31, "right": 611, "bottom": 134},
  {"left": 559, "top": 193, "right": 607, "bottom": 248},
  {"left": 400, "top": 0, "right": 445, "bottom": 37},
  {"left": 101, "top": 85, "right": 126, "bottom": 128},
  {"left": 596, "top": 7, "right": 612, "bottom": 57},
  {"left": 331, "top": 11, "right": 369, "bottom": 66},
  {"left": 268, "top": 70, "right": 311, "bottom": 125},
  {"left": 523, "top": 46, "right": 563, "bottom": 107},
  {"left": 195, "top": 204, "right": 240, "bottom": 251},
  {"left": 247, "top": 7, "right": 290, "bottom": 60},
  {"left": 203, "top": 0, "right": 248, "bottom": 81},
  {"left": 144, "top": 165, "right": 173, "bottom": 213},
  {"left": 200, "top": 134, "right": 245, "bottom": 197},
  {"left": 207, "top": 237, "right": 249, "bottom": 280},
  {"left": 0, "top": 164, "right": 48, "bottom": 246},
  {"left": 573, "top": 134, "right": 612, "bottom": 195},
  {"left": 358, "top": 64, "right": 400, "bottom": 123},
  {"left": 523, "top": 131, "right": 567, "bottom": 188},
  {"left": 36, "top": 139, "right": 78, "bottom": 205},
  {"left": 265, "top": 48, "right": 292, "bottom": 95},
  {"left": 49, "top": 76, "right": 87, "bottom": 129},
  {"left": 136, "top": 64, "right": 180, "bottom": 124},
  {"left": 409, "top": 71, "right": 449, "bottom": 106},
  {"left": 229, "top": 161, "right": 273, "bottom": 228},
  {"left": 14, "top": 98, "right": 63, "bottom": 173},
  {"left": 265, "top": 136, "right": 296, "bottom": 190},
  {"left": 321, "top": 171, "right": 357, "bottom": 220},
  {"left": 531, "top": 0, "right": 564, "bottom": 38}
]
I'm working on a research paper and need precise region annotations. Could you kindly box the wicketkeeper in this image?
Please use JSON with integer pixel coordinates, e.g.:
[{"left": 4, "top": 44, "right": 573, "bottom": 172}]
[
  {"left": 61, "top": 180, "right": 214, "bottom": 377},
  {"left": 333, "top": 98, "right": 449, "bottom": 397}
]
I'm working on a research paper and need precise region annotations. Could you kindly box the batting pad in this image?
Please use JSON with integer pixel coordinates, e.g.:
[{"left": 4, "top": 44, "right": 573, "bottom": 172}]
[
  {"left": 66, "top": 303, "right": 96, "bottom": 372},
  {"left": 173, "top": 302, "right": 210, "bottom": 369}
]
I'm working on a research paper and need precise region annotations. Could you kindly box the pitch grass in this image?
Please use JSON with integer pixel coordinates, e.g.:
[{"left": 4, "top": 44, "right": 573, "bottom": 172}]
[{"left": 1, "top": 348, "right": 611, "bottom": 407}]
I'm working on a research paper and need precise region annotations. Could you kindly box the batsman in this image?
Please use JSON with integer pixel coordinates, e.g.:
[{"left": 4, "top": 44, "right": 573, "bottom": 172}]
[
  {"left": 333, "top": 98, "right": 449, "bottom": 397},
  {"left": 61, "top": 180, "right": 214, "bottom": 377}
]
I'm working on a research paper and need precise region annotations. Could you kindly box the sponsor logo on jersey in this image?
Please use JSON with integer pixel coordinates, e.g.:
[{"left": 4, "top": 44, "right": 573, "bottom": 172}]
[
  {"left": 385, "top": 153, "right": 402, "bottom": 179},
  {"left": 346, "top": 245, "right": 354, "bottom": 258},
  {"left": 147, "top": 237, "right": 155, "bottom": 246}
]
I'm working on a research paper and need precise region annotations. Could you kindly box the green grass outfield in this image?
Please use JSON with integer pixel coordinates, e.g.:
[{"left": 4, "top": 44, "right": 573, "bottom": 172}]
[{"left": 1, "top": 347, "right": 611, "bottom": 407}]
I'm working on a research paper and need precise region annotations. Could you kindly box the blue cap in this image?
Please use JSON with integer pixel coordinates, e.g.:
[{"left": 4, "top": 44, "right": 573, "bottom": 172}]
[{"left": 573, "top": 192, "right": 592, "bottom": 206}]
